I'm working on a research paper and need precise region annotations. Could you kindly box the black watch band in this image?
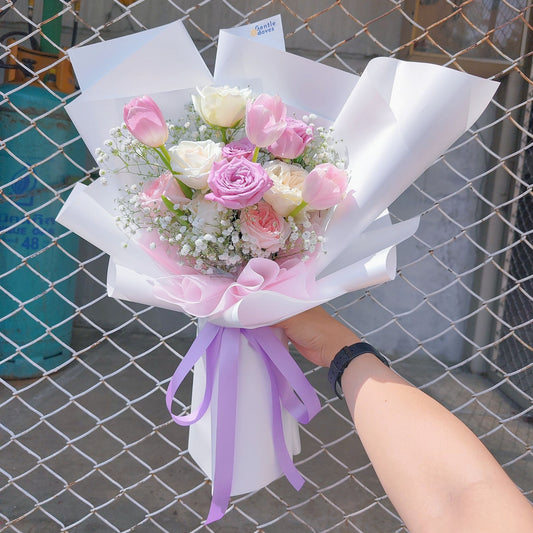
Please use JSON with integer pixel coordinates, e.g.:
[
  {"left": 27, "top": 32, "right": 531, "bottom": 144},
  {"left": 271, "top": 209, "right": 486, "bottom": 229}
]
[{"left": 328, "top": 342, "right": 389, "bottom": 399}]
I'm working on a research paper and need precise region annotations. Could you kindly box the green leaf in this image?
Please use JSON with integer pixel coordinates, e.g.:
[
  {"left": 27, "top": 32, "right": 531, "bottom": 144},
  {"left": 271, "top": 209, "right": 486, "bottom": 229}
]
[{"left": 161, "top": 195, "right": 185, "bottom": 217}]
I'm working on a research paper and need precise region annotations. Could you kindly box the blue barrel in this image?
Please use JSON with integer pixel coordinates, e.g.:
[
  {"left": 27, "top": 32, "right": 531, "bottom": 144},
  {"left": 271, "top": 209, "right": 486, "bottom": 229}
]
[{"left": 0, "top": 84, "right": 87, "bottom": 378}]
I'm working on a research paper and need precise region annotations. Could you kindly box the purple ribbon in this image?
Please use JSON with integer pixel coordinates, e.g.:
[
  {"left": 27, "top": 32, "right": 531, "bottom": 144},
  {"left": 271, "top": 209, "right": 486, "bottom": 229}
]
[{"left": 166, "top": 323, "right": 321, "bottom": 524}]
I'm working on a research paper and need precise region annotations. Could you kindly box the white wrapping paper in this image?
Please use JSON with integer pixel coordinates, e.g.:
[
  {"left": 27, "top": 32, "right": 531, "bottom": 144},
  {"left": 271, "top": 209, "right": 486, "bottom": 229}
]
[
  {"left": 56, "top": 16, "right": 498, "bottom": 509},
  {"left": 190, "top": 319, "right": 301, "bottom": 496}
]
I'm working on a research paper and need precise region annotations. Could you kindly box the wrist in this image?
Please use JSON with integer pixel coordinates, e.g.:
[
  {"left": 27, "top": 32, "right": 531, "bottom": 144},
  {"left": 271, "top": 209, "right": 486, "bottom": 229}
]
[{"left": 321, "top": 327, "right": 361, "bottom": 367}]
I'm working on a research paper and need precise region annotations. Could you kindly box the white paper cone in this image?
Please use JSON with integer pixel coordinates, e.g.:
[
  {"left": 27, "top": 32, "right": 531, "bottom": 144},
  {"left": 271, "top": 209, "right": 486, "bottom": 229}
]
[{"left": 188, "top": 320, "right": 301, "bottom": 495}]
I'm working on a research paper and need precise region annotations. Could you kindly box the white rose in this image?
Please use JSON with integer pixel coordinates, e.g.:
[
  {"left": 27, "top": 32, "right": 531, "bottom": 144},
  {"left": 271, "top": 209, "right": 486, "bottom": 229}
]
[
  {"left": 262, "top": 160, "right": 308, "bottom": 216},
  {"left": 169, "top": 140, "right": 223, "bottom": 190},
  {"left": 188, "top": 195, "right": 223, "bottom": 234},
  {"left": 192, "top": 85, "right": 252, "bottom": 128}
]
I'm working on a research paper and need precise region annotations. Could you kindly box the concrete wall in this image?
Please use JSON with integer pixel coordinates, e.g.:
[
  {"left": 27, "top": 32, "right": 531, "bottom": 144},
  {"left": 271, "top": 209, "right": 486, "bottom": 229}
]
[{"left": 2, "top": 0, "right": 405, "bottom": 69}]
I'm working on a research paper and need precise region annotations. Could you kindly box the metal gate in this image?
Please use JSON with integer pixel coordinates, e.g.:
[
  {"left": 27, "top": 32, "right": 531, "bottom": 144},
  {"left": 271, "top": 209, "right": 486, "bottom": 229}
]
[{"left": 1, "top": 1, "right": 531, "bottom": 531}]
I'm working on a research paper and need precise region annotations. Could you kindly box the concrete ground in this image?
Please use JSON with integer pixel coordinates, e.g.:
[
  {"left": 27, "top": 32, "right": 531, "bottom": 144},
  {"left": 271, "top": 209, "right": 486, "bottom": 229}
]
[{"left": 0, "top": 326, "right": 531, "bottom": 532}]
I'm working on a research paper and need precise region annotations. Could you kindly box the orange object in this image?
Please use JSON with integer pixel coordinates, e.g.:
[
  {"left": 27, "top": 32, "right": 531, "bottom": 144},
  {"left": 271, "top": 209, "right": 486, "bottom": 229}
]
[{"left": 5, "top": 41, "right": 76, "bottom": 94}]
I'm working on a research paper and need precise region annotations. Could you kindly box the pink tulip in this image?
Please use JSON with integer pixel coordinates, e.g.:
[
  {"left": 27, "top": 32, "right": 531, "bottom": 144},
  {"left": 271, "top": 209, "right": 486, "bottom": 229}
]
[
  {"left": 302, "top": 163, "right": 348, "bottom": 209},
  {"left": 268, "top": 117, "right": 313, "bottom": 159},
  {"left": 139, "top": 171, "right": 188, "bottom": 212},
  {"left": 123, "top": 95, "right": 168, "bottom": 147},
  {"left": 245, "top": 94, "right": 287, "bottom": 148}
]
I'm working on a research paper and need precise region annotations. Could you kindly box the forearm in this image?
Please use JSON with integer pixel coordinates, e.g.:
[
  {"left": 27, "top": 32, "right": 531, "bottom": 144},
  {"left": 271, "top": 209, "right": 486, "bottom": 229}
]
[
  {"left": 341, "top": 354, "right": 533, "bottom": 532},
  {"left": 278, "top": 307, "right": 533, "bottom": 531}
]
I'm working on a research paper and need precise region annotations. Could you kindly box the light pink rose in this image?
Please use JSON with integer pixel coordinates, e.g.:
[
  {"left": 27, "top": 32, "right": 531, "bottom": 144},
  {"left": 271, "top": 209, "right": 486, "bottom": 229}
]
[
  {"left": 221, "top": 138, "right": 255, "bottom": 161},
  {"left": 240, "top": 201, "right": 290, "bottom": 253},
  {"left": 268, "top": 117, "right": 313, "bottom": 159},
  {"left": 139, "top": 171, "right": 188, "bottom": 211},
  {"left": 123, "top": 95, "right": 168, "bottom": 148},
  {"left": 245, "top": 94, "right": 287, "bottom": 148},
  {"left": 302, "top": 163, "right": 348, "bottom": 209},
  {"left": 205, "top": 157, "right": 273, "bottom": 209}
]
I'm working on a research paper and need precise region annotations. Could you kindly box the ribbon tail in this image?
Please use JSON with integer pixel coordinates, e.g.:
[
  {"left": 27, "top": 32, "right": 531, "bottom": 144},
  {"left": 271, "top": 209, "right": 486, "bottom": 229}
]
[
  {"left": 243, "top": 328, "right": 317, "bottom": 491},
  {"left": 205, "top": 327, "right": 240, "bottom": 524},
  {"left": 253, "top": 327, "right": 321, "bottom": 423},
  {"left": 262, "top": 349, "right": 305, "bottom": 490},
  {"left": 166, "top": 322, "right": 221, "bottom": 425}
]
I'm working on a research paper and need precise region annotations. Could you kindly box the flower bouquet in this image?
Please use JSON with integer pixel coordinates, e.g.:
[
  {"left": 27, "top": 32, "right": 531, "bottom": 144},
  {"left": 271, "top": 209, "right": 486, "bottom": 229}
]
[
  {"left": 111, "top": 89, "right": 347, "bottom": 276},
  {"left": 57, "top": 16, "right": 498, "bottom": 523}
]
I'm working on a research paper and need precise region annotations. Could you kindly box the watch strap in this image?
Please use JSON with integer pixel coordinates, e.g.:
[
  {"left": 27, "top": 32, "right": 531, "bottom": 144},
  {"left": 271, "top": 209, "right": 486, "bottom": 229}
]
[{"left": 328, "top": 342, "right": 389, "bottom": 399}]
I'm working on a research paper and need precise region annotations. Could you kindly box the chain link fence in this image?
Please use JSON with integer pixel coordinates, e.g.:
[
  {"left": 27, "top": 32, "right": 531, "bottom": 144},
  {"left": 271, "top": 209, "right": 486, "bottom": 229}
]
[{"left": 0, "top": 1, "right": 532, "bottom": 531}]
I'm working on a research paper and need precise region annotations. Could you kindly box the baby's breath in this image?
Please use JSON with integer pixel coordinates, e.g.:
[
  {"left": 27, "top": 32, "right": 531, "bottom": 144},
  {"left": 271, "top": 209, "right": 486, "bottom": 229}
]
[
  {"left": 289, "top": 125, "right": 347, "bottom": 171},
  {"left": 106, "top": 93, "right": 347, "bottom": 275}
]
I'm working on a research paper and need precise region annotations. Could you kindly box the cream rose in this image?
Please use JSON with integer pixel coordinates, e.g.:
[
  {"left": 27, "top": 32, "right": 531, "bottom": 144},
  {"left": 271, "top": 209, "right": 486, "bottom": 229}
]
[
  {"left": 169, "top": 140, "right": 223, "bottom": 190},
  {"left": 192, "top": 86, "right": 252, "bottom": 128},
  {"left": 262, "top": 160, "right": 308, "bottom": 217}
]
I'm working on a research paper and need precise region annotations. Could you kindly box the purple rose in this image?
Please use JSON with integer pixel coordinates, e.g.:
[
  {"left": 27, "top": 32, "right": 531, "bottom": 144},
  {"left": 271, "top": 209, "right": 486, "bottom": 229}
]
[
  {"left": 205, "top": 157, "right": 273, "bottom": 209},
  {"left": 221, "top": 137, "right": 255, "bottom": 161}
]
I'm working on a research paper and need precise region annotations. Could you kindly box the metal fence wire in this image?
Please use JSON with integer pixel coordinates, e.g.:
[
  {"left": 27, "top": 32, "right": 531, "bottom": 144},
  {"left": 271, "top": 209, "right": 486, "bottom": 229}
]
[{"left": 0, "top": 1, "right": 532, "bottom": 531}]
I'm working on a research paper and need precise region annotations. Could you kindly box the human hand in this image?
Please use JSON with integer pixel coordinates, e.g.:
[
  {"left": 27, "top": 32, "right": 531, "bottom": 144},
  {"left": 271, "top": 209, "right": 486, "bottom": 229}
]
[{"left": 277, "top": 306, "right": 361, "bottom": 367}]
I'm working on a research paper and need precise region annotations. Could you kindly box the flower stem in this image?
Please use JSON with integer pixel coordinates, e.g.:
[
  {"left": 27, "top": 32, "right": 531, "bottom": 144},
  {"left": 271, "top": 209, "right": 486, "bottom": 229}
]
[
  {"left": 159, "top": 144, "right": 172, "bottom": 163},
  {"left": 221, "top": 127, "right": 228, "bottom": 144},
  {"left": 252, "top": 146, "right": 260, "bottom": 163},
  {"left": 153, "top": 146, "right": 172, "bottom": 171},
  {"left": 288, "top": 200, "right": 308, "bottom": 218}
]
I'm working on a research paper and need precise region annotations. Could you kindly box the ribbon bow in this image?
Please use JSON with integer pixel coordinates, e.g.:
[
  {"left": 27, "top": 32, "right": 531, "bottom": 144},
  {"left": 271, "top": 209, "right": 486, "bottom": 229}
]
[{"left": 166, "top": 322, "right": 321, "bottom": 523}]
